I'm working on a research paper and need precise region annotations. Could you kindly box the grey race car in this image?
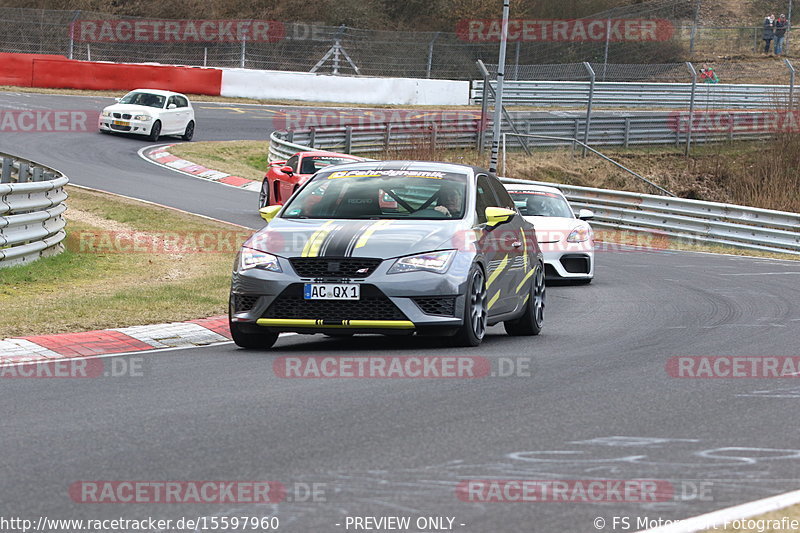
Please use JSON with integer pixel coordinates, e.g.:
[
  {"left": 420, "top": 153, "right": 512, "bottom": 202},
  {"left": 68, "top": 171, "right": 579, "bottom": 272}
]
[{"left": 229, "top": 161, "right": 545, "bottom": 349}]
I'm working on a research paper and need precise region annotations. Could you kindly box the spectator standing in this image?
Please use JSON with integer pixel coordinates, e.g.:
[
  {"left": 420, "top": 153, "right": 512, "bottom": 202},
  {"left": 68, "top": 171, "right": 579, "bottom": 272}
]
[
  {"left": 775, "top": 14, "right": 789, "bottom": 55},
  {"left": 763, "top": 14, "right": 775, "bottom": 54}
]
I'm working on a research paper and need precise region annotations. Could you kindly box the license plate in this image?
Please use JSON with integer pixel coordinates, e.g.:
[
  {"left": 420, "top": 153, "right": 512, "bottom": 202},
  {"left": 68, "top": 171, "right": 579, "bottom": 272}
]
[
  {"left": 304, "top": 283, "right": 360, "bottom": 300},
  {"left": 113, "top": 120, "right": 129, "bottom": 126}
]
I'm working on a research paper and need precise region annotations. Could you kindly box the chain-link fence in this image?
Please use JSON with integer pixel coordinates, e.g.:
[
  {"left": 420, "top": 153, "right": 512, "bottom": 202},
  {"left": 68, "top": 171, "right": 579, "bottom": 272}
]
[{"left": 0, "top": 5, "right": 791, "bottom": 81}]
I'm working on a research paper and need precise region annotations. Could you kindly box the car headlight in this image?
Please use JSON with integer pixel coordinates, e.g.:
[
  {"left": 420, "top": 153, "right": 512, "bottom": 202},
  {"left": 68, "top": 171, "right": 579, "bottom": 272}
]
[
  {"left": 567, "top": 227, "right": 591, "bottom": 243},
  {"left": 388, "top": 250, "right": 455, "bottom": 274},
  {"left": 237, "top": 247, "right": 282, "bottom": 272},
  {"left": 101, "top": 111, "right": 111, "bottom": 117},
  {"left": 134, "top": 114, "right": 152, "bottom": 121}
]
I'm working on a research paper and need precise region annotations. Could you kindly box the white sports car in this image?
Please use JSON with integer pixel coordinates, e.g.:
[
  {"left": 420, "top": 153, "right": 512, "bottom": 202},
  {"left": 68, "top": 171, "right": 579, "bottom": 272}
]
[
  {"left": 99, "top": 89, "right": 195, "bottom": 142},
  {"left": 505, "top": 184, "right": 595, "bottom": 284}
]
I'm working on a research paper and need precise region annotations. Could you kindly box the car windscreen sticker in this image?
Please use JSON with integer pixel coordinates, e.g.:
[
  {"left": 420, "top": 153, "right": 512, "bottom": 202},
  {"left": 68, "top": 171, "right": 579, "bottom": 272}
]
[{"left": 327, "top": 169, "right": 447, "bottom": 179}]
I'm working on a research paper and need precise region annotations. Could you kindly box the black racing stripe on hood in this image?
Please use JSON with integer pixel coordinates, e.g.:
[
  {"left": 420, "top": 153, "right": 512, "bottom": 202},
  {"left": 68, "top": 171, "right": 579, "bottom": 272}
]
[{"left": 319, "top": 221, "right": 373, "bottom": 257}]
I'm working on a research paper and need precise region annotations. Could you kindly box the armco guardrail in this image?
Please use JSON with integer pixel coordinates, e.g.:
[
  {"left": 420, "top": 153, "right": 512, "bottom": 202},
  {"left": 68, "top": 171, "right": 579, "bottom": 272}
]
[
  {"left": 269, "top": 129, "right": 800, "bottom": 256},
  {"left": 0, "top": 154, "right": 68, "bottom": 268},
  {"left": 270, "top": 110, "right": 778, "bottom": 156},
  {"left": 500, "top": 177, "right": 800, "bottom": 256},
  {"left": 471, "top": 80, "right": 794, "bottom": 109}
]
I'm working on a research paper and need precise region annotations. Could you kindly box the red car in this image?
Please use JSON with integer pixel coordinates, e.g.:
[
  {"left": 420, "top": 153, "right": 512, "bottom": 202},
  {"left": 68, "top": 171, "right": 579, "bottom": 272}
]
[{"left": 259, "top": 151, "right": 364, "bottom": 208}]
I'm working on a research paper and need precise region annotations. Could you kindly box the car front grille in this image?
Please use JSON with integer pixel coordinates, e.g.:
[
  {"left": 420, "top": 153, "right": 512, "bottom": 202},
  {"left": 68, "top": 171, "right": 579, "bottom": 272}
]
[
  {"left": 112, "top": 113, "right": 132, "bottom": 119},
  {"left": 232, "top": 293, "right": 260, "bottom": 313},
  {"left": 263, "top": 284, "right": 406, "bottom": 321},
  {"left": 110, "top": 124, "right": 132, "bottom": 131},
  {"left": 412, "top": 296, "right": 457, "bottom": 317},
  {"left": 560, "top": 254, "right": 591, "bottom": 274},
  {"left": 289, "top": 257, "right": 382, "bottom": 279}
]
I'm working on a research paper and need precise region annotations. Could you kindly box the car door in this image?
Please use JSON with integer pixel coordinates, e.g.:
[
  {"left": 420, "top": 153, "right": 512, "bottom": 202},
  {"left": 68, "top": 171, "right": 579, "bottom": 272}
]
[
  {"left": 474, "top": 173, "right": 525, "bottom": 316},
  {"left": 487, "top": 175, "right": 529, "bottom": 312},
  {"left": 276, "top": 155, "right": 299, "bottom": 204},
  {"left": 174, "top": 95, "right": 193, "bottom": 132},
  {"left": 160, "top": 96, "right": 181, "bottom": 133}
]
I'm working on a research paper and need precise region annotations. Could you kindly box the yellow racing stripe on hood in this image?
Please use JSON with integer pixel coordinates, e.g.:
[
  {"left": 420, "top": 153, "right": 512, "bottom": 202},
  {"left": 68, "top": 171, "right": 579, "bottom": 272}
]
[
  {"left": 302, "top": 221, "right": 335, "bottom": 257},
  {"left": 355, "top": 220, "right": 393, "bottom": 249}
]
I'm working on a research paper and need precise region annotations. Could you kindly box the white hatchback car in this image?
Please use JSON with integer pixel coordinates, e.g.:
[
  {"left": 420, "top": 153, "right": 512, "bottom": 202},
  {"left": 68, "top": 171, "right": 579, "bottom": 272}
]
[
  {"left": 99, "top": 89, "right": 195, "bottom": 142},
  {"left": 505, "top": 184, "right": 595, "bottom": 284}
]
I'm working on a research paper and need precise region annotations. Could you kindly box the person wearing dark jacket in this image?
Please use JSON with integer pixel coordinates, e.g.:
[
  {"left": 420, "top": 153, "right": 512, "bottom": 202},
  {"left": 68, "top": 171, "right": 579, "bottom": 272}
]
[
  {"left": 763, "top": 14, "right": 775, "bottom": 54},
  {"left": 775, "top": 14, "right": 789, "bottom": 55}
]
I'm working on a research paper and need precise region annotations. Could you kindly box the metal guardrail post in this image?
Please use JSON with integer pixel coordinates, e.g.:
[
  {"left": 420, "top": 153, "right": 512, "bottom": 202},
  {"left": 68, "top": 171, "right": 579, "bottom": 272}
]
[
  {"left": 308, "top": 127, "right": 316, "bottom": 148},
  {"left": 477, "top": 61, "right": 490, "bottom": 152},
  {"left": 785, "top": 58, "right": 796, "bottom": 110},
  {"left": 624, "top": 118, "right": 631, "bottom": 148},
  {"left": 18, "top": 163, "right": 29, "bottom": 183},
  {"left": 384, "top": 124, "right": 392, "bottom": 151},
  {"left": 0, "top": 157, "right": 11, "bottom": 183},
  {"left": 582, "top": 62, "right": 595, "bottom": 157},
  {"left": 32, "top": 167, "right": 43, "bottom": 182},
  {"left": 686, "top": 62, "right": 698, "bottom": 155},
  {"left": 426, "top": 32, "right": 440, "bottom": 79},
  {"left": 344, "top": 126, "right": 353, "bottom": 154}
]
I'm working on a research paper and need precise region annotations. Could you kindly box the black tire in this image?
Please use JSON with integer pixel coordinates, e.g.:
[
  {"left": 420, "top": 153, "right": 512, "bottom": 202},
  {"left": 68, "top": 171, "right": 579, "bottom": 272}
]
[
  {"left": 450, "top": 265, "right": 488, "bottom": 347},
  {"left": 148, "top": 120, "right": 161, "bottom": 142},
  {"left": 504, "top": 262, "right": 545, "bottom": 336},
  {"left": 258, "top": 179, "right": 270, "bottom": 209},
  {"left": 229, "top": 319, "right": 279, "bottom": 349},
  {"left": 181, "top": 120, "right": 194, "bottom": 141}
]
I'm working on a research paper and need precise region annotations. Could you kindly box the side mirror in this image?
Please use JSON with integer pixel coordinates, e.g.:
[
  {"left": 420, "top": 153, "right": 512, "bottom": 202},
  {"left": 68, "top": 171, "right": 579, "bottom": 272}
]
[
  {"left": 259, "top": 205, "right": 281, "bottom": 223},
  {"left": 167, "top": 103, "right": 177, "bottom": 109},
  {"left": 577, "top": 209, "right": 594, "bottom": 220},
  {"left": 485, "top": 207, "right": 516, "bottom": 227},
  {"left": 280, "top": 165, "right": 294, "bottom": 175}
]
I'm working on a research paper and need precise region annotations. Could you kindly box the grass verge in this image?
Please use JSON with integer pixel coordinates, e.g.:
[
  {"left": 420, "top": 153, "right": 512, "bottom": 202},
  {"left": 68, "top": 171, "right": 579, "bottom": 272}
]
[
  {"left": 169, "top": 140, "right": 268, "bottom": 181},
  {"left": 0, "top": 186, "right": 252, "bottom": 338}
]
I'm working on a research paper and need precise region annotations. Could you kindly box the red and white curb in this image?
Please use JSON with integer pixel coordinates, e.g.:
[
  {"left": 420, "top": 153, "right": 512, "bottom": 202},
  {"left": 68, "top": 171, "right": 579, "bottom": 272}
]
[
  {"left": 640, "top": 488, "right": 800, "bottom": 532},
  {"left": 142, "top": 144, "right": 262, "bottom": 192},
  {"left": 0, "top": 316, "right": 231, "bottom": 365}
]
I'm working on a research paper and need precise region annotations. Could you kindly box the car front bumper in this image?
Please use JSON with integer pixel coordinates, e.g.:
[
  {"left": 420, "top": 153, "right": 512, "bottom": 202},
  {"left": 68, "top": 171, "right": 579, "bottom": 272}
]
[
  {"left": 539, "top": 241, "right": 594, "bottom": 280},
  {"left": 98, "top": 116, "right": 155, "bottom": 135},
  {"left": 230, "top": 255, "right": 475, "bottom": 335}
]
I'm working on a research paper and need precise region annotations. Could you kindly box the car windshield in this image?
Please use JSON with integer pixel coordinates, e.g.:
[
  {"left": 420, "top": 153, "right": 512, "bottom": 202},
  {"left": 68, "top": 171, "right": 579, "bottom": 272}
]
[
  {"left": 282, "top": 169, "right": 468, "bottom": 220},
  {"left": 299, "top": 156, "right": 359, "bottom": 175},
  {"left": 509, "top": 190, "right": 574, "bottom": 218},
  {"left": 118, "top": 92, "right": 166, "bottom": 109}
]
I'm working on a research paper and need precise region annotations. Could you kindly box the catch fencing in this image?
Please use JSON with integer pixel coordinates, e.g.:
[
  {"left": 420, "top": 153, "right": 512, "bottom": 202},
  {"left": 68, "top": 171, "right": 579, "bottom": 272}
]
[
  {"left": 0, "top": 154, "right": 69, "bottom": 268},
  {"left": 0, "top": 5, "right": 789, "bottom": 81}
]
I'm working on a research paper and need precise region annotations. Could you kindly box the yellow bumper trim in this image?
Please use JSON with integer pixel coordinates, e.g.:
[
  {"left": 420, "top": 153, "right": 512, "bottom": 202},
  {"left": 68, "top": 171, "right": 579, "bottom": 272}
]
[{"left": 257, "top": 319, "right": 415, "bottom": 329}]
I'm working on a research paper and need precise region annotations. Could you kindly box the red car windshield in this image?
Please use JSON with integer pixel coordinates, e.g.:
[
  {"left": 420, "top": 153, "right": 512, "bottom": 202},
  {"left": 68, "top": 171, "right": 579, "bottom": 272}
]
[{"left": 299, "top": 156, "right": 359, "bottom": 175}]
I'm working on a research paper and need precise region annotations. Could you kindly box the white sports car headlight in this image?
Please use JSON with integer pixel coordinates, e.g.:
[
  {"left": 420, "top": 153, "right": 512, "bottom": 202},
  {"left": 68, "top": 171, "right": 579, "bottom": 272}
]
[
  {"left": 134, "top": 114, "right": 152, "bottom": 121},
  {"left": 101, "top": 110, "right": 111, "bottom": 117},
  {"left": 238, "top": 247, "right": 282, "bottom": 272},
  {"left": 388, "top": 250, "right": 455, "bottom": 274},
  {"left": 567, "top": 227, "right": 591, "bottom": 243}
]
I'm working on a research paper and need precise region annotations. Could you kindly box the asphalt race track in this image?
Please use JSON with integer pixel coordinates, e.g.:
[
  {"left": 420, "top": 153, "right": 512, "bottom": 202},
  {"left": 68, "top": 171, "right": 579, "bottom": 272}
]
[{"left": 2, "top": 92, "right": 800, "bottom": 532}]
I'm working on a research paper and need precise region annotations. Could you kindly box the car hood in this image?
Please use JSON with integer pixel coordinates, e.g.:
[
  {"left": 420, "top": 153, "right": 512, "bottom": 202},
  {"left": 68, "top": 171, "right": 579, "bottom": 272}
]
[
  {"left": 245, "top": 218, "right": 465, "bottom": 259},
  {"left": 523, "top": 215, "right": 589, "bottom": 243},
  {"left": 102, "top": 103, "right": 160, "bottom": 115}
]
